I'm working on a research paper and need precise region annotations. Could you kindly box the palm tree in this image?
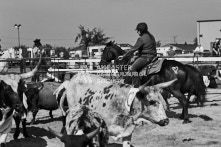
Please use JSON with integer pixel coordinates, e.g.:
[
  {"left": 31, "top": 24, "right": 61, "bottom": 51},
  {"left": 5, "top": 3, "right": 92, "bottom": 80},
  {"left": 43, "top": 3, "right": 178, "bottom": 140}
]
[
  {"left": 75, "top": 25, "right": 91, "bottom": 50},
  {"left": 75, "top": 25, "right": 110, "bottom": 50},
  {"left": 156, "top": 40, "right": 161, "bottom": 47},
  {"left": 91, "top": 28, "right": 110, "bottom": 45}
]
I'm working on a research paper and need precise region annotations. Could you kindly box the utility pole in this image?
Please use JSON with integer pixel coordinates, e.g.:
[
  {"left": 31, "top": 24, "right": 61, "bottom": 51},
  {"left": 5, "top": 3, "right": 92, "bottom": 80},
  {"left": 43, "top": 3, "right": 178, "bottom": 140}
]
[{"left": 14, "top": 24, "right": 22, "bottom": 48}]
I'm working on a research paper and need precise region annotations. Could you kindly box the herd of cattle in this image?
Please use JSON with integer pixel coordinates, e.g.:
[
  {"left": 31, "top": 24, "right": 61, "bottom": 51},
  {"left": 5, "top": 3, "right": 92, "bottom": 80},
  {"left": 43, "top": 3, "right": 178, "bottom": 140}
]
[{"left": 0, "top": 53, "right": 221, "bottom": 147}]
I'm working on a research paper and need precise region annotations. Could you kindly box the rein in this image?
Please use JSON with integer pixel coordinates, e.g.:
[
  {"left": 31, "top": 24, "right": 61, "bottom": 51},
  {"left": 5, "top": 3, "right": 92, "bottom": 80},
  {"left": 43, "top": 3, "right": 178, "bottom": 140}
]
[{"left": 100, "top": 59, "right": 110, "bottom": 65}]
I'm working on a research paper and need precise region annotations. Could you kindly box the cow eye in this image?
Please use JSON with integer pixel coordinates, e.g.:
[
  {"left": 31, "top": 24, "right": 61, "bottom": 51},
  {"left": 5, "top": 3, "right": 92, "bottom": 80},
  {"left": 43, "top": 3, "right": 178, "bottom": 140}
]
[{"left": 149, "top": 100, "right": 157, "bottom": 105}]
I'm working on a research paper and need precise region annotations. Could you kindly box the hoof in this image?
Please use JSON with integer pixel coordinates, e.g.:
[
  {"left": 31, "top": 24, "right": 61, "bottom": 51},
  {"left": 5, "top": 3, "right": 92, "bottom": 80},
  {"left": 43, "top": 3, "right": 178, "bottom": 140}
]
[
  {"left": 182, "top": 119, "right": 192, "bottom": 124},
  {"left": 13, "top": 132, "right": 19, "bottom": 140}
]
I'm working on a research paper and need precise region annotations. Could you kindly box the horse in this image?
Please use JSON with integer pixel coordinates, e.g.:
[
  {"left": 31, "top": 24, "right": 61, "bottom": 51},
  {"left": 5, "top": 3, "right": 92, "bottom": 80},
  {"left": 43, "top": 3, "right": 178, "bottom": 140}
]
[
  {"left": 99, "top": 41, "right": 206, "bottom": 123},
  {"left": 0, "top": 49, "right": 11, "bottom": 73}
]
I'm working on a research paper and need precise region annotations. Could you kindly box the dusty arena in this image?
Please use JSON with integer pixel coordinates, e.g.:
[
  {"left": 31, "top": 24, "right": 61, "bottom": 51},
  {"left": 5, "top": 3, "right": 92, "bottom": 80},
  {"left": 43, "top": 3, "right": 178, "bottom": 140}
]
[{"left": 4, "top": 78, "right": 221, "bottom": 147}]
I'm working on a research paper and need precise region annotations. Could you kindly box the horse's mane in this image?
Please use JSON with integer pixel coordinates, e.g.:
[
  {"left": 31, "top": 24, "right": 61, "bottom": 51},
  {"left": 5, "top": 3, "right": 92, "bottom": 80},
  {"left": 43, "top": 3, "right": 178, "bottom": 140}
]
[
  {"left": 106, "top": 41, "right": 126, "bottom": 55},
  {"left": 100, "top": 41, "right": 132, "bottom": 66}
]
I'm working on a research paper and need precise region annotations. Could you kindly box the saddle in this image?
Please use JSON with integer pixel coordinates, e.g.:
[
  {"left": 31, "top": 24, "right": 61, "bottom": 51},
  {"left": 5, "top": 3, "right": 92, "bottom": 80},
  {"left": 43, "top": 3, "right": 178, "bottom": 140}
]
[
  {"left": 140, "top": 57, "right": 165, "bottom": 76},
  {"left": 128, "top": 56, "right": 165, "bottom": 87}
]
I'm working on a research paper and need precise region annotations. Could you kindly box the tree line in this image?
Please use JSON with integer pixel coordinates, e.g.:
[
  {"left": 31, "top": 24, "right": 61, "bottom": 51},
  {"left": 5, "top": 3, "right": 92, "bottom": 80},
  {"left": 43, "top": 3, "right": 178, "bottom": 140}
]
[{"left": 12, "top": 25, "right": 164, "bottom": 58}]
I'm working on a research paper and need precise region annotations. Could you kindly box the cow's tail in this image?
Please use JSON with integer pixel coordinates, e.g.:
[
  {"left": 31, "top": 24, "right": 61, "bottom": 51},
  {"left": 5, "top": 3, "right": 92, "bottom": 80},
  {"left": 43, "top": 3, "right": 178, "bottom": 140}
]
[
  {"left": 53, "top": 80, "right": 70, "bottom": 98},
  {"left": 59, "top": 90, "right": 67, "bottom": 116}
]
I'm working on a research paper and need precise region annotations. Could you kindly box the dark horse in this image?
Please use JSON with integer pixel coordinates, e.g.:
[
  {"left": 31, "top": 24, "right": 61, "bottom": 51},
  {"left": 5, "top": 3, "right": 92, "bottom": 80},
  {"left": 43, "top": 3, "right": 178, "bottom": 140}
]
[{"left": 99, "top": 41, "right": 206, "bottom": 123}]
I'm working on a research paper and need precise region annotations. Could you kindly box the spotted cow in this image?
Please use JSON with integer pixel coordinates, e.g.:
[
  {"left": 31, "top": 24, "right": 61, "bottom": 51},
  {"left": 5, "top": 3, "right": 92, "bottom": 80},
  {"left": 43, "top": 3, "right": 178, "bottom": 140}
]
[
  {"left": 55, "top": 73, "right": 176, "bottom": 147},
  {"left": 4, "top": 51, "right": 42, "bottom": 143}
]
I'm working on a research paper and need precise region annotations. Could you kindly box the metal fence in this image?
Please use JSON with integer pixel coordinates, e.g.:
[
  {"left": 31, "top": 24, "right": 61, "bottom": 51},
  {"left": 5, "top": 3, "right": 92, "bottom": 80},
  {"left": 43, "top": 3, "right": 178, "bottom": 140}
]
[{"left": 1, "top": 56, "right": 221, "bottom": 82}]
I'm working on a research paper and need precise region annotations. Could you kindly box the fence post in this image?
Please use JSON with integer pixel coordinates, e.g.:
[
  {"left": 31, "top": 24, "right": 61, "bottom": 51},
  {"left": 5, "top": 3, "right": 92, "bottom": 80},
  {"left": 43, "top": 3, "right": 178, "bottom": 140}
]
[{"left": 20, "top": 58, "right": 26, "bottom": 73}]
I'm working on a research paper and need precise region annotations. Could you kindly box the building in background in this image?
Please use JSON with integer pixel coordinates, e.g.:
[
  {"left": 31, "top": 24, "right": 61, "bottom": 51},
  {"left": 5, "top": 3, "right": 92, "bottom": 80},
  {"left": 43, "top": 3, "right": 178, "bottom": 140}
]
[
  {"left": 197, "top": 19, "right": 221, "bottom": 51},
  {"left": 87, "top": 45, "right": 105, "bottom": 58},
  {"left": 157, "top": 43, "right": 196, "bottom": 56}
]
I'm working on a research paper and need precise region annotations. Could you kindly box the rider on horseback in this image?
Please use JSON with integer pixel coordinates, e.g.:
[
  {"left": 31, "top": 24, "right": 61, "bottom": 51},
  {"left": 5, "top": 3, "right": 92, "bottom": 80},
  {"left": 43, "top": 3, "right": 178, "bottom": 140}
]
[{"left": 118, "top": 22, "right": 157, "bottom": 87}]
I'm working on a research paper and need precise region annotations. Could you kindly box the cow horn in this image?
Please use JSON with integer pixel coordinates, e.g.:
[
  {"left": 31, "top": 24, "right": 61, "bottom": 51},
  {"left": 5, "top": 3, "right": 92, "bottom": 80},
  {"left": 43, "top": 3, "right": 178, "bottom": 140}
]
[
  {"left": 138, "top": 78, "right": 152, "bottom": 92},
  {"left": 215, "top": 70, "right": 221, "bottom": 81},
  {"left": 86, "top": 126, "right": 100, "bottom": 140},
  {"left": 154, "top": 79, "right": 177, "bottom": 89},
  {"left": 48, "top": 127, "right": 63, "bottom": 139},
  {"left": 20, "top": 51, "right": 42, "bottom": 79}
]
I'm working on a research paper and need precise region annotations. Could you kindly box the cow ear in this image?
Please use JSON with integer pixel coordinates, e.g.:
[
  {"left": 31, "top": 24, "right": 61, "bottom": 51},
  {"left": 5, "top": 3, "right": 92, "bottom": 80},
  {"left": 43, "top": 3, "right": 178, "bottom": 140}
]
[
  {"left": 37, "top": 82, "right": 44, "bottom": 91},
  {"left": 38, "top": 82, "right": 44, "bottom": 91},
  {"left": 86, "top": 126, "right": 100, "bottom": 140},
  {"left": 135, "top": 91, "right": 144, "bottom": 100}
]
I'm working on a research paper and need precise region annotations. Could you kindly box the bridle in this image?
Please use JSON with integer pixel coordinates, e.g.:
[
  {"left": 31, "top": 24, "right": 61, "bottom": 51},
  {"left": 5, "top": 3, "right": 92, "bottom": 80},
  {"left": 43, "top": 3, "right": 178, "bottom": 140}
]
[{"left": 100, "top": 59, "right": 110, "bottom": 65}]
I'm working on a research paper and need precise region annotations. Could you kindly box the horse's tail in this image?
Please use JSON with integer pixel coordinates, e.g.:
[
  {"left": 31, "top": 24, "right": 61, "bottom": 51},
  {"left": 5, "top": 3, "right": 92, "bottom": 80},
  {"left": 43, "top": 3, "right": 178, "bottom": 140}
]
[
  {"left": 185, "top": 64, "right": 207, "bottom": 106},
  {"left": 196, "top": 76, "right": 206, "bottom": 106}
]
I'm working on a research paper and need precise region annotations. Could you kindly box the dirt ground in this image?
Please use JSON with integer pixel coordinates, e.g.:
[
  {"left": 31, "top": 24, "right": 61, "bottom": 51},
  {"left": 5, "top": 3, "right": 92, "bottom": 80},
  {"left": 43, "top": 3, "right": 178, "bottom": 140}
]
[
  {"left": 2, "top": 67, "right": 221, "bottom": 147},
  {"left": 2, "top": 87, "right": 220, "bottom": 147}
]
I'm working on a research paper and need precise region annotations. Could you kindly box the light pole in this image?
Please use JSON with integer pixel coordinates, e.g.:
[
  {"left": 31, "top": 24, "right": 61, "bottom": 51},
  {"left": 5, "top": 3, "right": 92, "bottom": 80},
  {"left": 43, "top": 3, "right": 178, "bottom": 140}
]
[
  {"left": 14, "top": 24, "right": 24, "bottom": 73},
  {"left": 14, "top": 24, "right": 21, "bottom": 48}
]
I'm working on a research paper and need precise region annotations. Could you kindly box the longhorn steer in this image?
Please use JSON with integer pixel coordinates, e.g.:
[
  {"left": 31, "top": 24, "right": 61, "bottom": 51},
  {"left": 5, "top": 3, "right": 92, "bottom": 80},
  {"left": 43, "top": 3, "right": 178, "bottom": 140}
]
[
  {"left": 56, "top": 73, "right": 176, "bottom": 147},
  {"left": 48, "top": 105, "right": 108, "bottom": 147},
  {"left": 10, "top": 51, "right": 42, "bottom": 141},
  {"left": 24, "top": 82, "right": 61, "bottom": 124},
  {"left": 0, "top": 53, "right": 41, "bottom": 145}
]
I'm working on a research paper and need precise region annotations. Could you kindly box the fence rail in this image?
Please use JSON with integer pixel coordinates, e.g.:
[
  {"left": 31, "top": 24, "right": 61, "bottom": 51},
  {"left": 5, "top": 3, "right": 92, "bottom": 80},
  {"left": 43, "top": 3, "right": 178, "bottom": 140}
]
[{"left": 1, "top": 56, "right": 221, "bottom": 80}]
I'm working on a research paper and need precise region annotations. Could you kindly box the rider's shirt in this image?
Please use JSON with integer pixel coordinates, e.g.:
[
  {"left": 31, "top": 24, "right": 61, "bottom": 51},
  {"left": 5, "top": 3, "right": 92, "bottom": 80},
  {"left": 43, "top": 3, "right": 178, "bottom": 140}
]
[{"left": 124, "top": 33, "right": 157, "bottom": 58}]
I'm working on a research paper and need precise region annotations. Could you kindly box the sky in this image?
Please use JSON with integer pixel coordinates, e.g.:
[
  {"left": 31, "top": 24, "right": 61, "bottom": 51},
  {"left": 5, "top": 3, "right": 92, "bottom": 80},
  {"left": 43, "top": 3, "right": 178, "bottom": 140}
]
[{"left": 1, "top": 0, "right": 221, "bottom": 49}]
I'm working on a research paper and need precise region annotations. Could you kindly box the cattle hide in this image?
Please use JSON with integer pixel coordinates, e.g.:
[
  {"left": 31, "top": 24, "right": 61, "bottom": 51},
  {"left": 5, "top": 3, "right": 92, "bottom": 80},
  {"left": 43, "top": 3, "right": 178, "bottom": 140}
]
[
  {"left": 60, "top": 73, "right": 172, "bottom": 147},
  {"left": 65, "top": 105, "right": 108, "bottom": 147},
  {"left": 37, "top": 82, "right": 60, "bottom": 110}
]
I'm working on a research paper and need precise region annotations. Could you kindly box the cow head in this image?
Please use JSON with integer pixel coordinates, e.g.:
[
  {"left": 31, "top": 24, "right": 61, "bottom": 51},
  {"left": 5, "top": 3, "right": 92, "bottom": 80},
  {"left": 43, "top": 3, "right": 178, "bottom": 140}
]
[
  {"left": 48, "top": 127, "right": 101, "bottom": 147},
  {"left": 25, "top": 82, "right": 44, "bottom": 113},
  {"left": 48, "top": 105, "right": 108, "bottom": 147},
  {"left": 132, "top": 79, "right": 177, "bottom": 126},
  {"left": 0, "top": 80, "right": 23, "bottom": 113}
]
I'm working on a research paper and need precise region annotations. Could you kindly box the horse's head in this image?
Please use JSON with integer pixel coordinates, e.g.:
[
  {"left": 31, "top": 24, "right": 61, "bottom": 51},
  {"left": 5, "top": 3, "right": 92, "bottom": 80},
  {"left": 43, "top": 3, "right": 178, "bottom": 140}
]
[{"left": 99, "top": 41, "right": 126, "bottom": 66}]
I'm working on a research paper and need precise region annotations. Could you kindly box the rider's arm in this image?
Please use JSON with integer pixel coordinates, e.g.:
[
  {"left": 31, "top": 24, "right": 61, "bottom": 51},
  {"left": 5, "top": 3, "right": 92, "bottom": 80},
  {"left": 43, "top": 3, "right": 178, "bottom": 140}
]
[{"left": 123, "top": 37, "right": 143, "bottom": 57}]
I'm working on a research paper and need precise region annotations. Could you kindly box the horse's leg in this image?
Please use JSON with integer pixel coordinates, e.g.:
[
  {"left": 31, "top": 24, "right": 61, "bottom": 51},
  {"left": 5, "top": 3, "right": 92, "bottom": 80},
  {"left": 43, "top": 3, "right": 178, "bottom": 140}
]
[
  {"left": 171, "top": 90, "right": 191, "bottom": 123},
  {"left": 161, "top": 90, "right": 171, "bottom": 111}
]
